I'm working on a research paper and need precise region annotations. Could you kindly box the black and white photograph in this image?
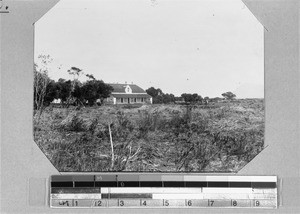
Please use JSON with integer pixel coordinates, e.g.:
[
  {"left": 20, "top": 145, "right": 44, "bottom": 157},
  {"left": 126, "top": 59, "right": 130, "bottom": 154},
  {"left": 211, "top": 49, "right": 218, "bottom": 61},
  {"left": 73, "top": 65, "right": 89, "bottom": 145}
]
[{"left": 33, "top": 0, "right": 264, "bottom": 172}]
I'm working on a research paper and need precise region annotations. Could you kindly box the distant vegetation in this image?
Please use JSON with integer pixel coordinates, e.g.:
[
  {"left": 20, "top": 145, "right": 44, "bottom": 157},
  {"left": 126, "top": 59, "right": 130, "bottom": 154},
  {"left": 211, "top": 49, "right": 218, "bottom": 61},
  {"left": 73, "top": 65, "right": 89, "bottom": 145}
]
[
  {"left": 34, "top": 55, "right": 113, "bottom": 115},
  {"left": 146, "top": 86, "right": 211, "bottom": 104},
  {"left": 34, "top": 55, "right": 233, "bottom": 112}
]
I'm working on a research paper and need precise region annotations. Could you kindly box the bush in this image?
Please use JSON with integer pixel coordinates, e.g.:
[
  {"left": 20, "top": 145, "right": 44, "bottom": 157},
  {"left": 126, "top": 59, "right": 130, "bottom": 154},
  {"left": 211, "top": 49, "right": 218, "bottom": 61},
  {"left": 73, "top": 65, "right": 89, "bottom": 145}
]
[
  {"left": 85, "top": 118, "right": 99, "bottom": 134},
  {"left": 59, "top": 112, "right": 86, "bottom": 132}
]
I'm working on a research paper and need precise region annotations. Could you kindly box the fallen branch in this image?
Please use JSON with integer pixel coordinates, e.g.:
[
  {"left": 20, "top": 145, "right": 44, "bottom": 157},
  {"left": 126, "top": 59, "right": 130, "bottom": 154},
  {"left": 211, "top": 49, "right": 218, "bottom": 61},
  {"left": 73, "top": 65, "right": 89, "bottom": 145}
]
[{"left": 108, "top": 123, "right": 114, "bottom": 170}]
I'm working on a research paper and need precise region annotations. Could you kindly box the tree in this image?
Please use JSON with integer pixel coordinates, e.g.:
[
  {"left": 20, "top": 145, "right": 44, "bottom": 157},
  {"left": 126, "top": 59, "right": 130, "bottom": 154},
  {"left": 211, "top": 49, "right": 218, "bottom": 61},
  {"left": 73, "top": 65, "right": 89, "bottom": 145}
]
[
  {"left": 33, "top": 55, "right": 53, "bottom": 116},
  {"left": 181, "top": 93, "right": 202, "bottom": 104},
  {"left": 95, "top": 80, "right": 114, "bottom": 103},
  {"left": 153, "top": 95, "right": 163, "bottom": 104},
  {"left": 203, "top": 96, "right": 209, "bottom": 105},
  {"left": 221, "top": 91, "right": 236, "bottom": 100},
  {"left": 193, "top": 93, "right": 203, "bottom": 103},
  {"left": 34, "top": 67, "right": 50, "bottom": 110},
  {"left": 81, "top": 80, "right": 113, "bottom": 106},
  {"left": 86, "top": 74, "right": 96, "bottom": 80},
  {"left": 72, "top": 81, "right": 83, "bottom": 105},
  {"left": 146, "top": 87, "right": 176, "bottom": 104},
  {"left": 55, "top": 79, "right": 72, "bottom": 106},
  {"left": 162, "top": 93, "right": 175, "bottom": 104},
  {"left": 67, "top": 67, "right": 83, "bottom": 80},
  {"left": 43, "top": 80, "right": 57, "bottom": 106},
  {"left": 66, "top": 67, "right": 84, "bottom": 107},
  {"left": 146, "top": 87, "right": 165, "bottom": 104},
  {"left": 146, "top": 87, "right": 163, "bottom": 98},
  {"left": 181, "top": 93, "right": 193, "bottom": 103}
]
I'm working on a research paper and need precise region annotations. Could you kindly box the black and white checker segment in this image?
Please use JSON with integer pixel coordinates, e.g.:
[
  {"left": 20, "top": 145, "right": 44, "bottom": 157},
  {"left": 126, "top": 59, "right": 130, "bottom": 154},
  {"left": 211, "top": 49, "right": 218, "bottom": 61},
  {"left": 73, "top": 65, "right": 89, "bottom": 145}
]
[{"left": 50, "top": 175, "right": 277, "bottom": 208}]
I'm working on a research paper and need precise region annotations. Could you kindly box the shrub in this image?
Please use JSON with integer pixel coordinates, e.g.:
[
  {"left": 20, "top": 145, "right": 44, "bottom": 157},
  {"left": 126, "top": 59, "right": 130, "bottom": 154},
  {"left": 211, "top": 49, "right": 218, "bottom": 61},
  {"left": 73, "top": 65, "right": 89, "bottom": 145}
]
[
  {"left": 86, "top": 118, "right": 99, "bottom": 134},
  {"left": 59, "top": 112, "right": 86, "bottom": 132}
]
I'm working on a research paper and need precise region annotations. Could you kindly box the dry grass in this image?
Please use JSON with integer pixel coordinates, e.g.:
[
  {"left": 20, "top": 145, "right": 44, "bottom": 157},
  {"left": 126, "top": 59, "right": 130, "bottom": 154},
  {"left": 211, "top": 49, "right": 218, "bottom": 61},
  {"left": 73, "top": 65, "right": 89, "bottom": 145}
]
[{"left": 33, "top": 99, "right": 264, "bottom": 172}]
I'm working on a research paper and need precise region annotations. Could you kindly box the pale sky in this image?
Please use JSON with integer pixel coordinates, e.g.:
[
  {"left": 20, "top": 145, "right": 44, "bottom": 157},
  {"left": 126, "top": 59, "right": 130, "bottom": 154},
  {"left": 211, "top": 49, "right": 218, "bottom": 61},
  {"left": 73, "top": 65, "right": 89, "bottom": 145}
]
[{"left": 34, "top": 0, "right": 264, "bottom": 98}]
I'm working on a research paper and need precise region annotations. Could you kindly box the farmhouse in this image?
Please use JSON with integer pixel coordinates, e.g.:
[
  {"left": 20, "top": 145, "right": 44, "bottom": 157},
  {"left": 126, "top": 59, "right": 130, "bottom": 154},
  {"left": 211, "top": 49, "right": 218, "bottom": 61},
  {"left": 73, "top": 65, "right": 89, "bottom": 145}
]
[{"left": 105, "top": 83, "right": 152, "bottom": 105}]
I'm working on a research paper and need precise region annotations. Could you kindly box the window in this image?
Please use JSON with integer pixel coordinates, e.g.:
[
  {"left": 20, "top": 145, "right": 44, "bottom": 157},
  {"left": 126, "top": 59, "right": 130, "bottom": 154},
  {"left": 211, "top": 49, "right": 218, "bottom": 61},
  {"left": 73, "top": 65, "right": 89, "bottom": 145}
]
[
  {"left": 121, "top": 98, "right": 123, "bottom": 103},
  {"left": 125, "top": 85, "right": 132, "bottom": 93}
]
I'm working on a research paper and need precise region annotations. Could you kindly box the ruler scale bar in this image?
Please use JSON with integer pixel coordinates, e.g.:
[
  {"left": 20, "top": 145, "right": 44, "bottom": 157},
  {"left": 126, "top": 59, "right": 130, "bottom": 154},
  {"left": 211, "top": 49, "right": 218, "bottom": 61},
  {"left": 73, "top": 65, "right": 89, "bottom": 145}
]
[{"left": 50, "top": 175, "right": 277, "bottom": 209}]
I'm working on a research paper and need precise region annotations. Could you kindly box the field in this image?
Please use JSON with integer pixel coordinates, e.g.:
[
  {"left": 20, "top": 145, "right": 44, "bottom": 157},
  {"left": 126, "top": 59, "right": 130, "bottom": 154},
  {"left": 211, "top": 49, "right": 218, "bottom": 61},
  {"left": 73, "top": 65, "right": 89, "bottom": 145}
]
[{"left": 33, "top": 99, "right": 264, "bottom": 172}]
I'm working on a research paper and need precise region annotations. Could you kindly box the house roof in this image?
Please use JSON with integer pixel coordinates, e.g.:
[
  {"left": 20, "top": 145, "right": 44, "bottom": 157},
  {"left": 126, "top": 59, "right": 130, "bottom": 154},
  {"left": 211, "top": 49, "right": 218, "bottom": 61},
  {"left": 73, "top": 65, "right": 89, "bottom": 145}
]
[
  {"left": 108, "top": 83, "right": 146, "bottom": 94},
  {"left": 111, "top": 94, "right": 152, "bottom": 99}
]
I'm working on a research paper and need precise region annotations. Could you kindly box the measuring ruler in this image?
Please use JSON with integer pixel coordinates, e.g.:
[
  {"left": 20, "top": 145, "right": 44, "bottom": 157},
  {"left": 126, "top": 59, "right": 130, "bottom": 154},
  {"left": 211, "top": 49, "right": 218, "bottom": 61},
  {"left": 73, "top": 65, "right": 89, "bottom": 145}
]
[{"left": 50, "top": 175, "right": 277, "bottom": 208}]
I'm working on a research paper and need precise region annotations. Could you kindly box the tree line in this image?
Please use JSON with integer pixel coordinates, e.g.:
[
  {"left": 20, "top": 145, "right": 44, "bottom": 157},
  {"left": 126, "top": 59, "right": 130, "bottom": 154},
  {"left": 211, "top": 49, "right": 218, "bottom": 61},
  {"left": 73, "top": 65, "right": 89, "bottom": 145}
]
[
  {"left": 34, "top": 55, "right": 237, "bottom": 113},
  {"left": 34, "top": 55, "right": 113, "bottom": 114},
  {"left": 145, "top": 87, "right": 236, "bottom": 104},
  {"left": 39, "top": 77, "right": 113, "bottom": 108},
  {"left": 146, "top": 86, "right": 206, "bottom": 104}
]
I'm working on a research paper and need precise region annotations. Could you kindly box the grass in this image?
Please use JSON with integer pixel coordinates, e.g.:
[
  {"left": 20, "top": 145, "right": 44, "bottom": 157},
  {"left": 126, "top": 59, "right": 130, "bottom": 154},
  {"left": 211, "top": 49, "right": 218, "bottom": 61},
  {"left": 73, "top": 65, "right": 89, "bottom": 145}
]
[{"left": 33, "top": 99, "right": 264, "bottom": 172}]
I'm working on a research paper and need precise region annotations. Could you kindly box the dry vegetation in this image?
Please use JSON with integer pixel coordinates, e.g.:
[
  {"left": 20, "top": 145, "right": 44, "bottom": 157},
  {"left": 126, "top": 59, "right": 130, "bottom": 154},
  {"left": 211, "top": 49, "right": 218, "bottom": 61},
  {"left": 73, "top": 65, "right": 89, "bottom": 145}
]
[{"left": 33, "top": 99, "right": 264, "bottom": 172}]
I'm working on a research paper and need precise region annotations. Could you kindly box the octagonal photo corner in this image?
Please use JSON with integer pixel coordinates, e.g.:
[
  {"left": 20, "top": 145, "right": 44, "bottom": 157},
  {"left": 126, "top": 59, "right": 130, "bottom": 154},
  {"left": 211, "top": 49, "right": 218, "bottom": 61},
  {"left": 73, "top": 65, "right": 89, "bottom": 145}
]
[{"left": 32, "top": 0, "right": 266, "bottom": 173}]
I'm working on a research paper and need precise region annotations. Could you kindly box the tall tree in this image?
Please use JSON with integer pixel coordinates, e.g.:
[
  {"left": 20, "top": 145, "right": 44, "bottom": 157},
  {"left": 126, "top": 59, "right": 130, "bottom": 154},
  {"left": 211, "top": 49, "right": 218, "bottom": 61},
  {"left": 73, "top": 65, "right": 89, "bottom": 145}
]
[
  {"left": 33, "top": 54, "right": 53, "bottom": 116},
  {"left": 146, "top": 87, "right": 163, "bottom": 98},
  {"left": 66, "top": 67, "right": 84, "bottom": 107},
  {"left": 56, "top": 79, "right": 72, "bottom": 104},
  {"left": 67, "top": 67, "right": 83, "bottom": 80},
  {"left": 86, "top": 74, "right": 96, "bottom": 80},
  {"left": 162, "top": 93, "right": 175, "bottom": 104},
  {"left": 181, "top": 93, "right": 203, "bottom": 104},
  {"left": 221, "top": 91, "right": 236, "bottom": 100},
  {"left": 203, "top": 96, "right": 210, "bottom": 105},
  {"left": 81, "top": 80, "right": 113, "bottom": 106},
  {"left": 43, "top": 80, "right": 57, "bottom": 106}
]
